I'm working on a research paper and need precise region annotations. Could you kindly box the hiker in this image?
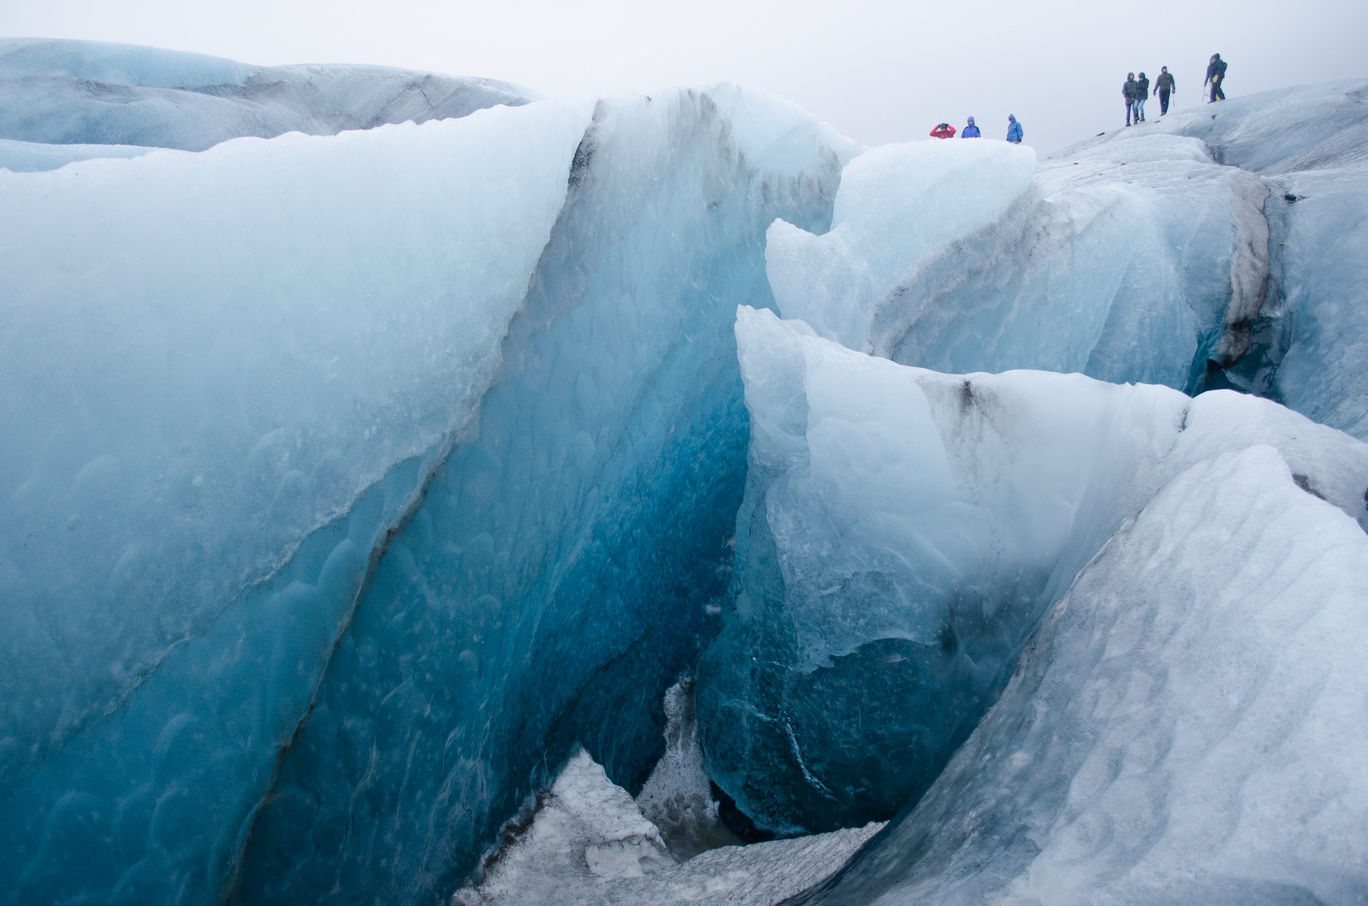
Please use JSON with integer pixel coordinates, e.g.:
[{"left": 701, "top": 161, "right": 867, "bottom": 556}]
[
  {"left": 1006, "top": 114, "right": 1023, "bottom": 143},
  {"left": 1154, "top": 66, "right": 1176, "bottom": 115},
  {"left": 961, "top": 116, "right": 981, "bottom": 138},
  {"left": 930, "top": 122, "right": 956, "bottom": 139},
  {"left": 1135, "top": 72, "right": 1150, "bottom": 122},
  {"left": 1123, "top": 73, "right": 1140, "bottom": 126},
  {"left": 1205, "top": 53, "right": 1227, "bottom": 101}
]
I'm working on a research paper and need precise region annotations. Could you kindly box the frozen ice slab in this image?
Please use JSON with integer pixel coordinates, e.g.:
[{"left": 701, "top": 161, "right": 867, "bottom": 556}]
[
  {"left": 0, "top": 98, "right": 594, "bottom": 904},
  {"left": 227, "top": 87, "right": 853, "bottom": 906},
  {"left": 452, "top": 748, "right": 882, "bottom": 906},
  {"left": 0, "top": 69, "right": 855, "bottom": 903},
  {"left": 796, "top": 443, "right": 1368, "bottom": 905},
  {"left": 766, "top": 80, "right": 1368, "bottom": 441},
  {"left": 0, "top": 137, "right": 151, "bottom": 171},
  {"left": 766, "top": 130, "right": 1269, "bottom": 393},
  {"left": 698, "top": 307, "right": 1368, "bottom": 836},
  {"left": 1049, "top": 80, "right": 1368, "bottom": 438},
  {"left": 0, "top": 38, "right": 533, "bottom": 155}
]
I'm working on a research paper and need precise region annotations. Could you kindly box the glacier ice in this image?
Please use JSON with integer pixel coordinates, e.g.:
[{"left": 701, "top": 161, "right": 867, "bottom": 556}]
[
  {"left": 793, "top": 439, "right": 1368, "bottom": 904},
  {"left": 0, "top": 97, "right": 595, "bottom": 905},
  {"left": 697, "top": 307, "right": 1368, "bottom": 836},
  {"left": 0, "top": 53, "right": 854, "bottom": 904},
  {"left": 0, "top": 38, "right": 532, "bottom": 166},
  {"left": 228, "top": 88, "right": 850, "bottom": 906},
  {"left": 450, "top": 689, "right": 882, "bottom": 906},
  {"left": 768, "top": 79, "right": 1368, "bottom": 442},
  {"left": 5, "top": 38, "right": 1368, "bottom": 906},
  {"left": 701, "top": 84, "right": 1368, "bottom": 842},
  {"left": 765, "top": 118, "right": 1274, "bottom": 393}
]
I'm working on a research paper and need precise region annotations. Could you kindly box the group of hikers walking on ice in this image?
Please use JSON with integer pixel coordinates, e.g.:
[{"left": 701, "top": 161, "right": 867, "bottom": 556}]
[
  {"left": 927, "top": 52, "right": 1228, "bottom": 144},
  {"left": 1124, "top": 53, "right": 1227, "bottom": 127},
  {"left": 929, "top": 114, "right": 1022, "bottom": 143}
]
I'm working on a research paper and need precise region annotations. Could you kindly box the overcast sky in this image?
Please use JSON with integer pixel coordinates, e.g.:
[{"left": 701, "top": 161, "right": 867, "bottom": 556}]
[{"left": 4, "top": 0, "right": 1366, "bottom": 154}]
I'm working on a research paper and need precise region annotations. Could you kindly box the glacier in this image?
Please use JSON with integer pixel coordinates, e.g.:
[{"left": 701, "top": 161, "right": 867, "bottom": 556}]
[
  {"left": 0, "top": 38, "right": 533, "bottom": 165},
  {"left": 0, "top": 39, "right": 855, "bottom": 905},
  {"left": 2, "top": 37, "right": 1368, "bottom": 906},
  {"left": 704, "top": 309, "right": 1368, "bottom": 900}
]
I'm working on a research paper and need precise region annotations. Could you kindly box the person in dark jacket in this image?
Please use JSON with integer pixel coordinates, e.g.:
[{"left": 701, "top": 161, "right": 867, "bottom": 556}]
[
  {"left": 1123, "top": 73, "right": 1140, "bottom": 126},
  {"left": 1006, "top": 114, "right": 1023, "bottom": 143},
  {"left": 1205, "top": 53, "right": 1227, "bottom": 101},
  {"left": 961, "top": 116, "right": 981, "bottom": 138},
  {"left": 930, "top": 122, "right": 956, "bottom": 139},
  {"left": 1154, "top": 66, "right": 1176, "bottom": 115},
  {"left": 1135, "top": 72, "right": 1150, "bottom": 121}
]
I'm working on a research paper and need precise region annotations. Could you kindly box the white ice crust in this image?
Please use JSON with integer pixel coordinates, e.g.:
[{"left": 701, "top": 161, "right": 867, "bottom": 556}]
[
  {"left": 727, "top": 307, "right": 1368, "bottom": 903},
  {"left": 453, "top": 750, "right": 881, "bottom": 906}
]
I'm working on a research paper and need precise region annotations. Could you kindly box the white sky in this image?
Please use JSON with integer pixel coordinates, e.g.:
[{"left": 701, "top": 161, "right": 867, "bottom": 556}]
[{"left": 4, "top": 0, "right": 1366, "bottom": 154}]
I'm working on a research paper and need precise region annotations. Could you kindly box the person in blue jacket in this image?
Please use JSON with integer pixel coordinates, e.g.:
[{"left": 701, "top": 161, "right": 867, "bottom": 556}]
[
  {"left": 1006, "top": 114, "right": 1023, "bottom": 143},
  {"left": 961, "top": 116, "right": 981, "bottom": 138}
]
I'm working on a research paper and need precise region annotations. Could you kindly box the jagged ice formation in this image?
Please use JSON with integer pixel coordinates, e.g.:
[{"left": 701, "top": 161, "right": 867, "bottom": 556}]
[{"left": 2, "top": 40, "right": 1367, "bottom": 906}]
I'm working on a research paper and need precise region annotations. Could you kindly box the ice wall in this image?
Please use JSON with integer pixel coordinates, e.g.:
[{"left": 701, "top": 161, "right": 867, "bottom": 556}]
[
  {"left": 698, "top": 308, "right": 1368, "bottom": 835},
  {"left": 795, "top": 447, "right": 1368, "bottom": 905},
  {"left": 765, "top": 130, "right": 1270, "bottom": 393},
  {"left": 0, "top": 38, "right": 532, "bottom": 163},
  {"left": 0, "top": 71, "right": 854, "bottom": 904},
  {"left": 229, "top": 88, "right": 851, "bottom": 906},
  {"left": 763, "top": 80, "right": 1368, "bottom": 431},
  {"left": 1055, "top": 80, "right": 1368, "bottom": 437},
  {"left": 0, "top": 100, "right": 593, "bottom": 904}
]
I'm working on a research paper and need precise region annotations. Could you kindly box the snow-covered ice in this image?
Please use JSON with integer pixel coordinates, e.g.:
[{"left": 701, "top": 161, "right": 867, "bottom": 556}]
[{"left": 0, "top": 38, "right": 533, "bottom": 165}]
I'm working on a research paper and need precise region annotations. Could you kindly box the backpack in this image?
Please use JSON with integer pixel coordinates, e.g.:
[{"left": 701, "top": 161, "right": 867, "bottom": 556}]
[{"left": 1216, "top": 59, "right": 1228, "bottom": 78}]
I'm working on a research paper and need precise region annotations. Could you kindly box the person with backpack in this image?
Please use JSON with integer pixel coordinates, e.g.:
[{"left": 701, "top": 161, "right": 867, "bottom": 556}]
[
  {"left": 930, "top": 122, "right": 956, "bottom": 139},
  {"left": 1006, "top": 114, "right": 1023, "bottom": 143},
  {"left": 1154, "top": 66, "right": 1176, "bottom": 115},
  {"left": 961, "top": 116, "right": 981, "bottom": 138},
  {"left": 1205, "top": 53, "right": 1228, "bottom": 101},
  {"left": 1123, "top": 73, "right": 1140, "bottom": 126},
  {"left": 1135, "top": 72, "right": 1150, "bottom": 122}
]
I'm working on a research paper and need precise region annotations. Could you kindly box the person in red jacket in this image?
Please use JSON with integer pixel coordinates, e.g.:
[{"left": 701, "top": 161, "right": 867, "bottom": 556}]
[{"left": 930, "top": 122, "right": 956, "bottom": 139}]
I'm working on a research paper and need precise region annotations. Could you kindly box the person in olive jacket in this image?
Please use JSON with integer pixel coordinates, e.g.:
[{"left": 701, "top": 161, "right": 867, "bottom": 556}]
[
  {"left": 1135, "top": 72, "right": 1150, "bottom": 121},
  {"left": 1154, "top": 66, "right": 1176, "bottom": 115},
  {"left": 1124, "top": 73, "right": 1140, "bottom": 126}
]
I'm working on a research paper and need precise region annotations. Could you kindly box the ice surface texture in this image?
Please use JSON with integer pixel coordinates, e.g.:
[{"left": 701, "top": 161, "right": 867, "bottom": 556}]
[
  {"left": 230, "top": 86, "right": 850, "bottom": 906},
  {"left": 793, "top": 443, "right": 1368, "bottom": 905},
  {"left": 698, "top": 309, "right": 1368, "bottom": 838},
  {"left": 0, "top": 38, "right": 532, "bottom": 163},
  {"left": 764, "top": 80, "right": 1368, "bottom": 434},
  {"left": 452, "top": 748, "right": 881, "bottom": 906},
  {"left": 766, "top": 119, "right": 1270, "bottom": 393},
  {"left": 699, "top": 82, "right": 1368, "bottom": 840},
  {"left": 1, "top": 98, "right": 593, "bottom": 905},
  {"left": 7, "top": 40, "right": 1368, "bottom": 905},
  {"left": 0, "top": 58, "right": 854, "bottom": 905}
]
